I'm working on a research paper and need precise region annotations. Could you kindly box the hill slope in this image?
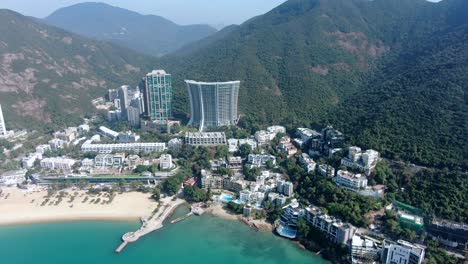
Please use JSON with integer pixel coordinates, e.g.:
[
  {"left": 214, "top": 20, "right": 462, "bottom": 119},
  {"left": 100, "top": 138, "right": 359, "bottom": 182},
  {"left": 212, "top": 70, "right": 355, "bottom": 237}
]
[
  {"left": 45, "top": 2, "right": 217, "bottom": 56},
  {"left": 0, "top": 9, "right": 157, "bottom": 130},
  {"left": 160, "top": 0, "right": 467, "bottom": 168},
  {"left": 334, "top": 0, "right": 468, "bottom": 168}
]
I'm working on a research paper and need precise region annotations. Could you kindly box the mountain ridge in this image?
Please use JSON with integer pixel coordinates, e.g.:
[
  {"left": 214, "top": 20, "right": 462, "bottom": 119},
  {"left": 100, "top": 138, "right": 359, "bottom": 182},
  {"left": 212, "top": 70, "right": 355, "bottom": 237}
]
[{"left": 44, "top": 2, "right": 217, "bottom": 56}]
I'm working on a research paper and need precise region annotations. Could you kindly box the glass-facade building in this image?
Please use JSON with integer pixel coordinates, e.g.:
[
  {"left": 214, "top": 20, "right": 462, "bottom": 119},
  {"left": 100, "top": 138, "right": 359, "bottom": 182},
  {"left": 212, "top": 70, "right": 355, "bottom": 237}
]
[
  {"left": 185, "top": 80, "right": 240, "bottom": 131},
  {"left": 144, "top": 70, "right": 172, "bottom": 123}
]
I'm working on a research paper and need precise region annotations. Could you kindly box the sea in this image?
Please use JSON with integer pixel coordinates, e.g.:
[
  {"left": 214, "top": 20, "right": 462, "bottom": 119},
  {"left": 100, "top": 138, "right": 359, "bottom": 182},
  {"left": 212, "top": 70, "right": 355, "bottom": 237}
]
[{"left": 0, "top": 206, "right": 328, "bottom": 264}]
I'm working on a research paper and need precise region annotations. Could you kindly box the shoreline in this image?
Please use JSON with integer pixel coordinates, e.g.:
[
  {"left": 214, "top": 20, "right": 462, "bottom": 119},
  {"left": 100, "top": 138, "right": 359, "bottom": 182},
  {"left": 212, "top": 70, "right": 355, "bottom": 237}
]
[
  {"left": 206, "top": 203, "right": 274, "bottom": 232},
  {"left": 0, "top": 215, "right": 141, "bottom": 227},
  {"left": 0, "top": 187, "right": 157, "bottom": 227}
]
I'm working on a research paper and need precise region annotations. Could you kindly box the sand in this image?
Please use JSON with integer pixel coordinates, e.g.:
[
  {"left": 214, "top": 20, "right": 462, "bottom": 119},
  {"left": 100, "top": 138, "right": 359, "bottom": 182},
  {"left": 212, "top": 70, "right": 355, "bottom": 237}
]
[
  {"left": 0, "top": 187, "right": 158, "bottom": 226},
  {"left": 207, "top": 203, "right": 274, "bottom": 232}
]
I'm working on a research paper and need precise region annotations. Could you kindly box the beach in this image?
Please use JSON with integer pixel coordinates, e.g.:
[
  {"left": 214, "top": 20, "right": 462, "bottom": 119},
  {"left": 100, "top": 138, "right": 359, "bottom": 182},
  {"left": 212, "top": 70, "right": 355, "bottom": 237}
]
[
  {"left": 206, "top": 203, "right": 274, "bottom": 232},
  {"left": 0, "top": 187, "right": 158, "bottom": 225}
]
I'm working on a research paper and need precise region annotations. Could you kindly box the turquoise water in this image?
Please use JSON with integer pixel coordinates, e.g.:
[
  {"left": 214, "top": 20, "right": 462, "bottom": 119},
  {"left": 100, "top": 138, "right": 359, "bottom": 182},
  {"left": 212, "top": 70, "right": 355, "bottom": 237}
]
[
  {"left": 0, "top": 206, "right": 329, "bottom": 264},
  {"left": 220, "top": 194, "right": 234, "bottom": 203}
]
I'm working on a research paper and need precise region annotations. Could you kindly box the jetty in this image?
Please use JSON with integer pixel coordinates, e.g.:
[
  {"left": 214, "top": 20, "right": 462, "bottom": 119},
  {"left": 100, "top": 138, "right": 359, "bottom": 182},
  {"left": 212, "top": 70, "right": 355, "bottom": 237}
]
[
  {"left": 170, "top": 204, "right": 205, "bottom": 224},
  {"left": 115, "top": 195, "right": 185, "bottom": 253}
]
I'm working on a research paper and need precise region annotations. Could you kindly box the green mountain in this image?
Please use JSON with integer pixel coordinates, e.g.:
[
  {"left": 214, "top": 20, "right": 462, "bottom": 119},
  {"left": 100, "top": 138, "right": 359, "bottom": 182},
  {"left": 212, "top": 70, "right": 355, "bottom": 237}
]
[
  {"left": 333, "top": 0, "right": 468, "bottom": 168},
  {"left": 160, "top": 0, "right": 467, "bottom": 168},
  {"left": 45, "top": 2, "right": 217, "bottom": 56},
  {"left": 0, "top": 9, "right": 156, "bottom": 130}
]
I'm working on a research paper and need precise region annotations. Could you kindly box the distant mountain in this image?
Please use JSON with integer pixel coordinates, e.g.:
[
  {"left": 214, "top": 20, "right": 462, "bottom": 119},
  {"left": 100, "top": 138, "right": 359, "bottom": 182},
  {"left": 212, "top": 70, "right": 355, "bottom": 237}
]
[
  {"left": 44, "top": 2, "right": 217, "bottom": 56},
  {"left": 159, "top": 0, "right": 467, "bottom": 168},
  {"left": 0, "top": 9, "right": 157, "bottom": 130}
]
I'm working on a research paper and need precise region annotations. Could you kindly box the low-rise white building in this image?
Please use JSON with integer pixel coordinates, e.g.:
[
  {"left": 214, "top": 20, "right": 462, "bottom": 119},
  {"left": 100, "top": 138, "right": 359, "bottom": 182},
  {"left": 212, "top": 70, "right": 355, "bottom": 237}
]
[
  {"left": 94, "top": 153, "right": 126, "bottom": 167},
  {"left": 81, "top": 158, "right": 94, "bottom": 167},
  {"left": 381, "top": 240, "right": 425, "bottom": 264},
  {"left": 304, "top": 205, "right": 356, "bottom": 245},
  {"left": 228, "top": 156, "right": 242, "bottom": 170},
  {"left": 81, "top": 142, "right": 166, "bottom": 153},
  {"left": 299, "top": 153, "right": 316, "bottom": 173},
  {"left": 159, "top": 154, "right": 173, "bottom": 170},
  {"left": 22, "top": 152, "right": 42, "bottom": 169},
  {"left": 40, "top": 157, "right": 76, "bottom": 170},
  {"left": 318, "top": 164, "right": 335, "bottom": 177},
  {"left": 48, "top": 138, "right": 69, "bottom": 150},
  {"left": 351, "top": 234, "right": 382, "bottom": 264},
  {"left": 0, "top": 170, "right": 27, "bottom": 186},
  {"left": 78, "top": 125, "right": 90, "bottom": 135},
  {"left": 295, "top": 128, "right": 321, "bottom": 147},
  {"left": 246, "top": 154, "right": 276, "bottom": 168},
  {"left": 53, "top": 127, "right": 78, "bottom": 143},
  {"left": 168, "top": 138, "right": 183, "bottom": 150},
  {"left": 277, "top": 180, "right": 294, "bottom": 197},
  {"left": 118, "top": 131, "right": 140, "bottom": 143},
  {"left": 341, "top": 147, "right": 380, "bottom": 175},
  {"left": 228, "top": 138, "right": 258, "bottom": 152},
  {"left": 99, "top": 126, "right": 119, "bottom": 140},
  {"left": 185, "top": 132, "right": 227, "bottom": 146},
  {"left": 267, "top": 125, "right": 286, "bottom": 134},
  {"left": 335, "top": 170, "right": 368, "bottom": 191},
  {"left": 35, "top": 144, "right": 51, "bottom": 154}
]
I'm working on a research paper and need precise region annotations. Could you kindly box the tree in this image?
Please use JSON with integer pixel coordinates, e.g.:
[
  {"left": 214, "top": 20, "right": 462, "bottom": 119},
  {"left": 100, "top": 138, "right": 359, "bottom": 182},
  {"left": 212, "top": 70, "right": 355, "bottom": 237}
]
[
  {"left": 134, "top": 165, "right": 149, "bottom": 174},
  {"left": 243, "top": 166, "right": 261, "bottom": 181},
  {"left": 151, "top": 188, "right": 161, "bottom": 201},
  {"left": 297, "top": 218, "right": 311, "bottom": 238},
  {"left": 238, "top": 144, "right": 252, "bottom": 158},
  {"left": 266, "top": 160, "right": 275, "bottom": 170}
]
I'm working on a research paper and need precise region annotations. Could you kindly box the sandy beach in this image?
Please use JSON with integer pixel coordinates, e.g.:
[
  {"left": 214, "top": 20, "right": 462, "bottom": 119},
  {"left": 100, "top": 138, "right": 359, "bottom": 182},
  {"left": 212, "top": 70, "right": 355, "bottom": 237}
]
[
  {"left": 0, "top": 187, "right": 158, "bottom": 226},
  {"left": 207, "top": 203, "right": 274, "bottom": 232}
]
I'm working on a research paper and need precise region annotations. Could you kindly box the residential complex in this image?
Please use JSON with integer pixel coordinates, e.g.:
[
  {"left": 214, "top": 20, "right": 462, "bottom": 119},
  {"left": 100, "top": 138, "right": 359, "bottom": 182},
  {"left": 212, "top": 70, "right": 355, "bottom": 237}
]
[
  {"left": 40, "top": 158, "right": 76, "bottom": 170},
  {"left": 184, "top": 132, "right": 227, "bottom": 146},
  {"left": 81, "top": 141, "right": 166, "bottom": 153},
  {"left": 185, "top": 80, "right": 240, "bottom": 131},
  {"left": 335, "top": 170, "right": 368, "bottom": 191},
  {"left": 351, "top": 235, "right": 382, "bottom": 264},
  {"left": 99, "top": 126, "right": 119, "bottom": 140},
  {"left": 304, "top": 206, "right": 356, "bottom": 245},
  {"left": 299, "top": 153, "right": 316, "bottom": 173},
  {"left": 22, "top": 152, "right": 43, "bottom": 169},
  {"left": 159, "top": 154, "right": 173, "bottom": 170},
  {"left": 94, "top": 153, "right": 126, "bottom": 167},
  {"left": 275, "top": 200, "right": 303, "bottom": 239},
  {"left": 144, "top": 70, "right": 172, "bottom": 123},
  {"left": 341, "top": 146, "right": 380, "bottom": 175},
  {"left": 246, "top": 154, "right": 276, "bottom": 168},
  {"left": 427, "top": 219, "right": 468, "bottom": 249},
  {"left": 381, "top": 240, "right": 426, "bottom": 264}
]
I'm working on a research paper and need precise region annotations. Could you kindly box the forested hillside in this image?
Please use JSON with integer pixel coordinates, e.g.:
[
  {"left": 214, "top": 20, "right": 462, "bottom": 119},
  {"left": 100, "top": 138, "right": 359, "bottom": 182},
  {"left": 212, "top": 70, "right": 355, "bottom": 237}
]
[
  {"left": 0, "top": 9, "right": 156, "bottom": 130},
  {"left": 334, "top": 0, "right": 468, "bottom": 168},
  {"left": 160, "top": 0, "right": 467, "bottom": 168}
]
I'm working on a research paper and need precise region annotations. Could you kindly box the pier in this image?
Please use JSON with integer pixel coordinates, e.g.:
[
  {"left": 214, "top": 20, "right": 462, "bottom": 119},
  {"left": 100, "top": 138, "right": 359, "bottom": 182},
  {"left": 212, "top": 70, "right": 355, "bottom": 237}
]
[
  {"left": 115, "top": 195, "right": 185, "bottom": 253},
  {"left": 170, "top": 212, "right": 193, "bottom": 224},
  {"left": 170, "top": 204, "right": 205, "bottom": 224}
]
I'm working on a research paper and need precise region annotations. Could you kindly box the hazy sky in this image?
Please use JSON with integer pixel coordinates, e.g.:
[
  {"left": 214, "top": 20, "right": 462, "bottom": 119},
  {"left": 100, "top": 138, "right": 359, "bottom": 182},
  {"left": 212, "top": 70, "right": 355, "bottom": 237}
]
[{"left": 0, "top": 0, "right": 288, "bottom": 26}]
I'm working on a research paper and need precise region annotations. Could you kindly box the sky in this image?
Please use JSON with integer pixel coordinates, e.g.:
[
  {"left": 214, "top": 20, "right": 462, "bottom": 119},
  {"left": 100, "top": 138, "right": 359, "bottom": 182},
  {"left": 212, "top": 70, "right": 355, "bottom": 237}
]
[{"left": 0, "top": 0, "right": 288, "bottom": 27}]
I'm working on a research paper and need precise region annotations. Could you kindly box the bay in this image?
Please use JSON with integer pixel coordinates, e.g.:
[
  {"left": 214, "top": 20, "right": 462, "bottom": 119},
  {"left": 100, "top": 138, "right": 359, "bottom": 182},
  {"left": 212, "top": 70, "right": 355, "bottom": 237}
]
[{"left": 0, "top": 206, "right": 328, "bottom": 264}]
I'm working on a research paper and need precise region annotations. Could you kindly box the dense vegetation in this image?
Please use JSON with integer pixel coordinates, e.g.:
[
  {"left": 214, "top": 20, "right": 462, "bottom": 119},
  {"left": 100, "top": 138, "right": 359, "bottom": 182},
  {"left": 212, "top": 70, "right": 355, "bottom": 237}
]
[
  {"left": 395, "top": 169, "right": 468, "bottom": 223},
  {"left": 45, "top": 2, "right": 216, "bottom": 56},
  {"left": 334, "top": 0, "right": 468, "bottom": 169},
  {"left": 159, "top": 0, "right": 467, "bottom": 168},
  {"left": 0, "top": 9, "right": 157, "bottom": 130}
]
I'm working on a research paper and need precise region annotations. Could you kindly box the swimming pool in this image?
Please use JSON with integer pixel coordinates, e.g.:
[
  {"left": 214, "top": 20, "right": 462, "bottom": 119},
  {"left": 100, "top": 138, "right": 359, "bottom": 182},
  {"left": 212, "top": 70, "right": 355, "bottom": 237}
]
[{"left": 220, "top": 194, "right": 234, "bottom": 203}]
